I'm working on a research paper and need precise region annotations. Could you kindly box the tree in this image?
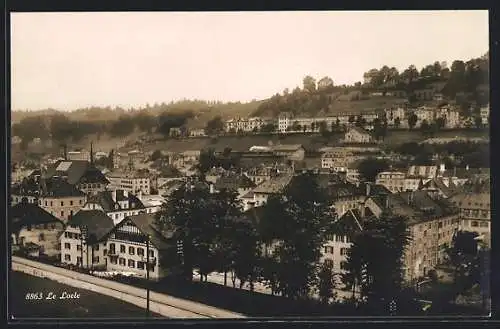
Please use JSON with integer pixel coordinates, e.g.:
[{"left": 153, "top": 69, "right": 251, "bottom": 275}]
[
  {"left": 259, "top": 173, "right": 336, "bottom": 300},
  {"left": 260, "top": 123, "right": 276, "bottom": 133},
  {"left": 343, "top": 213, "right": 411, "bottom": 309},
  {"left": 150, "top": 150, "right": 163, "bottom": 162},
  {"left": 318, "top": 261, "right": 335, "bottom": 305},
  {"left": 394, "top": 117, "right": 401, "bottom": 129},
  {"left": 303, "top": 76, "right": 317, "bottom": 93},
  {"left": 357, "top": 157, "right": 390, "bottom": 182},
  {"left": 474, "top": 116, "right": 483, "bottom": 129},
  {"left": 211, "top": 188, "right": 244, "bottom": 286},
  {"left": 231, "top": 216, "right": 261, "bottom": 290},
  {"left": 292, "top": 121, "right": 301, "bottom": 132},
  {"left": 197, "top": 148, "right": 217, "bottom": 177},
  {"left": 205, "top": 116, "right": 224, "bottom": 136},
  {"left": 348, "top": 115, "right": 356, "bottom": 125},
  {"left": 317, "top": 76, "right": 334, "bottom": 91},
  {"left": 407, "top": 113, "right": 418, "bottom": 130},
  {"left": 445, "top": 231, "right": 481, "bottom": 294},
  {"left": 318, "top": 121, "right": 328, "bottom": 137},
  {"left": 435, "top": 117, "right": 446, "bottom": 130},
  {"left": 110, "top": 114, "right": 135, "bottom": 137},
  {"left": 420, "top": 120, "right": 430, "bottom": 136},
  {"left": 155, "top": 181, "right": 213, "bottom": 282}
]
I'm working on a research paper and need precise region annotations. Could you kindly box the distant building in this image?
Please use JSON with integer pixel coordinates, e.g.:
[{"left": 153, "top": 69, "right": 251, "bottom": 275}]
[
  {"left": 407, "top": 165, "right": 438, "bottom": 179},
  {"left": 414, "top": 89, "right": 435, "bottom": 101},
  {"left": 271, "top": 144, "right": 305, "bottom": 161},
  {"left": 189, "top": 128, "right": 206, "bottom": 137},
  {"left": 249, "top": 174, "right": 294, "bottom": 208},
  {"left": 106, "top": 171, "right": 151, "bottom": 195},
  {"left": 480, "top": 105, "right": 489, "bottom": 125},
  {"left": 344, "top": 127, "right": 373, "bottom": 144},
  {"left": 375, "top": 171, "right": 406, "bottom": 193},
  {"left": 384, "top": 107, "right": 406, "bottom": 127},
  {"left": 212, "top": 174, "right": 256, "bottom": 200},
  {"left": 67, "top": 150, "right": 91, "bottom": 162}
]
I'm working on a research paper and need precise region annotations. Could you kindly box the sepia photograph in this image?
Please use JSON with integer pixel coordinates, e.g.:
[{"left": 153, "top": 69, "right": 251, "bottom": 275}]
[{"left": 8, "top": 10, "right": 491, "bottom": 321}]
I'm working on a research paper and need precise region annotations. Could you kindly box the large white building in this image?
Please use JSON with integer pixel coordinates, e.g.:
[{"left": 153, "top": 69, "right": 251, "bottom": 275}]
[
  {"left": 60, "top": 210, "right": 114, "bottom": 269},
  {"left": 105, "top": 214, "right": 180, "bottom": 281},
  {"left": 106, "top": 171, "right": 151, "bottom": 195}
]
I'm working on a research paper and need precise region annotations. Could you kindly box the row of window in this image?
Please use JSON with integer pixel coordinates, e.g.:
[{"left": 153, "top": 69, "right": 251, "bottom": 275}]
[
  {"left": 323, "top": 259, "right": 348, "bottom": 270},
  {"left": 80, "top": 183, "right": 101, "bottom": 189},
  {"left": 64, "top": 254, "right": 100, "bottom": 264},
  {"left": 109, "top": 243, "right": 154, "bottom": 257},
  {"left": 26, "top": 223, "right": 57, "bottom": 231},
  {"left": 325, "top": 235, "right": 351, "bottom": 243},
  {"left": 323, "top": 246, "right": 348, "bottom": 255},
  {"left": 111, "top": 257, "right": 155, "bottom": 270},
  {"left": 39, "top": 199, "right": 83, "bottom": 207}
]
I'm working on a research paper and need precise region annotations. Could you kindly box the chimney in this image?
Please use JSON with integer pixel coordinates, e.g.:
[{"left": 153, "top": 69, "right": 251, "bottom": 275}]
[
  {"left": 385, "top": 195, "right": 389, "bottom": 209},
  {"left": 63, "top": 144, "right": 67, "bottom": 160},
  {"left": 439, "top": 163, "right": 445, "bottom": 173},
  {"left": 90, "top": 141, "right": 94, "bottom": 165},
  {"left": 366, "top": 183, "right": 371, "bottom": 196},
  {"left": 466, "top": 164, "right": 470, "bottom": 171},
  {"left": 111, "top": 190, "right": 117, "bottom": 202}
]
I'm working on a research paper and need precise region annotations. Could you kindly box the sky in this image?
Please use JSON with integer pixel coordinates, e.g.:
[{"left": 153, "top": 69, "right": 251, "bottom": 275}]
[{"left": 11, "top": 11, "right": 489, "bottom": 111}]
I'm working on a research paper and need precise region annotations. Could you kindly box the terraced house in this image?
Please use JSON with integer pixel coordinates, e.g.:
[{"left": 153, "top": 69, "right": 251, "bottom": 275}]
[{"left": 365, "top": 191, "right": 459, "bottom": 282}]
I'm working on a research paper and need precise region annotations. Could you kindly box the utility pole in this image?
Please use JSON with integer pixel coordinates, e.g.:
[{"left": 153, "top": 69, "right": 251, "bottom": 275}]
[{"left": 146, "top": 234, "right": 150, "bottom": 318}]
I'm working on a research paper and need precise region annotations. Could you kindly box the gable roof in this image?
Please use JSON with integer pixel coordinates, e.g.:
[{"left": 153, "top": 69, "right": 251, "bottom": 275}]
[
  {"left": 86, "top": 191, "right": 116, "bottom": 212},
  {"left": 116, "top": 214, "right": 175, "bottom": 250},
  {"left": 214, "top": 174, "right": 256, "bottom": 191},
  {"left": 66, "top": 210, "right": 115, "bottom": 242},
  {"left": 44, "top": 160, "right": 109, "bottom": 185},
  {"left": 333, "top": 209, "right": 365, "bottom": 235},
  {"left": 40, "top": 178, "right": 85, "bottom": 198},
  {"left": 253, "top": 174, "right": 293, "bottom": 194},
  {"left": 11, "top": 202, "right": 64, "bottom": 232}
]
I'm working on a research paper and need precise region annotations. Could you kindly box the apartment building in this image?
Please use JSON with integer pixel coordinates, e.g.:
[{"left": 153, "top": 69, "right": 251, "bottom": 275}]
[
  {"left": 211, "top": 174, "right": 256, "bottom": 199},
  {"left": 60, "top": 210, "right": 114, "bottom": 269},
  {"left": 375, "top": 171, "right": 406, "bottom": 193},
  {"left": 106, "top": 171, "right": 151, "bottom": 195},
  {"left": 449, "top": 192, "right": 491, "bottom": 246},
  {"left": 37, "top": 178, "right": 86, "bottom": 223},
  {"left": 407, "top": 165, "right": 438, "bottom": 180},
  {"left": 247, "top": 174, "right": 294, "bottom": 208},
  {"left": 320, "top": 209, "right": 361, "bottom": 286},
  {"left": 82, "top": 189, "right": 154, "bottom": 225},
  {"left": 11, "top": 202, "right": 65, "bottom": 257},
  {"left": 365, "top": 191, "right": 460, "bottom": 281},
  {"left": 105, "top": 214, "right": 181, "bottom": 281},
  {"left": 344, "top": 127, "right": 373, "bottom": 144}
]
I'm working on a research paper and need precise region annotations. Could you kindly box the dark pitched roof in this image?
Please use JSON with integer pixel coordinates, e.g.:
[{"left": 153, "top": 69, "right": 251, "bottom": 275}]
[
  {"left": 326, "top": 182, "right": 363, "bottom": 199},
  {"left": 214, "top": 174, "right": 256, "bottom": 191},
  {"left": 86, "top": 191, "right": 116, "bottom": 212},
  {"left": 11, "top": 178, "right": 40, "bottom": 196},
  {"left": 40, "top": 178, "right": 85, "bottom": 197},
  {"left": 382, "top": 191, "right": 459, "bottom": 225},
  {"left": 11, "top": 202, "right": 63, "bottom": 232},
  {"left": 333, "top": 209, "right": 365, "bottom": 235},
  {"left": 67, "top": 210, "right": 115, "bottom": 242},
  {"left": 121, "top": 214, "right": 175, "bottom": 250},
  {"left": 44, "top": 160, "right": 109, "bottom": 185}
]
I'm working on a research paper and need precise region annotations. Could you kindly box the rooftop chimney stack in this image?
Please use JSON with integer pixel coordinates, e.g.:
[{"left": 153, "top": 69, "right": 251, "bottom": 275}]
[
  {"left": 63, "top": 144, "right": 67, "bottom": 160},
  {"left": 90, "top": 142, "right": 94, "bottom": 165},
  {"left": 366, "top": 183, "right": 371, "bottom": 196}
]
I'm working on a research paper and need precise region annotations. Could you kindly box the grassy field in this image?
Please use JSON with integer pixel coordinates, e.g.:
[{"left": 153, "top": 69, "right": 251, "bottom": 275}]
[{"left": 10, "top": 271, "right": 163, "bottom": 319}]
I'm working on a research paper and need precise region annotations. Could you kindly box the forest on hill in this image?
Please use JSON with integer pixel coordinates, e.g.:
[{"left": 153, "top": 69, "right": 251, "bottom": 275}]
[
  {"left": 11, "top": 52, "right": 488, "bottom": 149},
  {"left": 253, "top": 52, "right": 489, "bottom": 118}
]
